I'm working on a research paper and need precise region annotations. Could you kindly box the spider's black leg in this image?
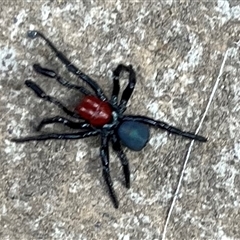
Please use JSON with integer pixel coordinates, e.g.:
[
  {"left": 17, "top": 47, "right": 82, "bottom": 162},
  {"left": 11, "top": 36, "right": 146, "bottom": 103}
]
[
  {"left": 111, "top": 133, "right": 130, "bottom": 188},
  {"left": 111, "top": 66, "right": 121, "bottom": 105},
  {"left": 123, "top": 115, "right": 207, "bottom": 142},
  {"left": 33, "top": 64, "right": 92, "bottom": 96},
  {"left": 27, "top": 30, "right": 107, "bottom": 101},
  {"left": 111, "top": 64, "right": 136, "bottom": 113},
  {"left": 11, "top": 130, "right": 99, "bottom": 142},
  {"left": 100, "top": 133, "right": 119, "bottom": 208},
  {"left": 25, "top": 80, "right": 80, "bottom": 119},
  {"left": 36, "top": 116, "right": 91, "bottom": 131}
]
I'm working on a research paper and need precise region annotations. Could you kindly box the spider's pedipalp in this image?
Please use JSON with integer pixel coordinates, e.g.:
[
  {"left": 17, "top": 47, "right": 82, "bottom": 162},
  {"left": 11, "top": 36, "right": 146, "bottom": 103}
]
[
  {"left": 33, "top": 64, "right": 92, "bottom": 96},
  {"left": 24, "top": 80, "right": 80, "bottom": 119}
]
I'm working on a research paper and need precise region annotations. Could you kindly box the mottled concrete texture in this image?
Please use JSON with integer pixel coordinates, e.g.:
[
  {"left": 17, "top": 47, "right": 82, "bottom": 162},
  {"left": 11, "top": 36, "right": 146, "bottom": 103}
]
[{"left": 1, "top": 1, "right": 240, "bottom": 239}]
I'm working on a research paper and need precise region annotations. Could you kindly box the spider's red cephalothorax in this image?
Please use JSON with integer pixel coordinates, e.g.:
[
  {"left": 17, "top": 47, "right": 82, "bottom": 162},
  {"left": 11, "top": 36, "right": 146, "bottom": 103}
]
[{"left": 76, "top": 95, "right": 112, "bottom": 126}]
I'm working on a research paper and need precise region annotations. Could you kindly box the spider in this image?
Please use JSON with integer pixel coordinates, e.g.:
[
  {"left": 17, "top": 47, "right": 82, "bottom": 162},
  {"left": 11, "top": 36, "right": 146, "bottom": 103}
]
[{"left": 12, "top": 30, "right": 207, "bottom": 208}]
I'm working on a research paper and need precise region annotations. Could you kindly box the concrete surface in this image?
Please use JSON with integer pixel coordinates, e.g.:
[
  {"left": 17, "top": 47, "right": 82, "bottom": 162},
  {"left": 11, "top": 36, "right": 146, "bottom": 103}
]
[{"left": 1, "top": 1, "right": 240, "bottom": 239}]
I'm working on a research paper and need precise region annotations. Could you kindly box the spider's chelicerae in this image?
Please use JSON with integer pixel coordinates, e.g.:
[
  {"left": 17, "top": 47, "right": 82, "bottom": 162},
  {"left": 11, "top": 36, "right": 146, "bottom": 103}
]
[{"left": 12, "top": 30, "right": 207, "bottom": 208}]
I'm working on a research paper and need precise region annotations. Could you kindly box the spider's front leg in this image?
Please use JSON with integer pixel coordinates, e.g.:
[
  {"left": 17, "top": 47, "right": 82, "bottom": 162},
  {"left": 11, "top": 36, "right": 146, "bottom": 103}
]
[
  {"left": 100, "top": 133, "right": 119, "bottom": 208},
  {"left": 123, "top": 115, "right": 207, "bottom": 142},
  {"left": 27, "top": 30, "right": 107, "bottom": 101}
]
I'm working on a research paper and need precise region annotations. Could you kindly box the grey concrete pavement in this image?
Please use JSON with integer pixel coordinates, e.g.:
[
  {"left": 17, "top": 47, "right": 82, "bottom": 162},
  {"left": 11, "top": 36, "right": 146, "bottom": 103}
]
[{"left": 1, "top": 1, "right": 240, "bottom": 239}]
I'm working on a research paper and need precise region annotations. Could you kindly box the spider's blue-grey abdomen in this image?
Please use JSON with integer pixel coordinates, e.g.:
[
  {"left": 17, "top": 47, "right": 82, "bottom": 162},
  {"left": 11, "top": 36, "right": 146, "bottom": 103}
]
[{"left": 118, "top": 121, "right": 150, "bottom": 151}]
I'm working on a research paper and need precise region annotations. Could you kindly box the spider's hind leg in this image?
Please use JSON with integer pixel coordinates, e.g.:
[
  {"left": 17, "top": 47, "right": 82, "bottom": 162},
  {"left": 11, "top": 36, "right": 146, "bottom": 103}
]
[
  {"left": 111, "top": 133, "right": 130, "bottom": 189},
  {"left": 100, "top": 134, "right": 119, "bottom": 208},
  {"left": 123, "top": 115, "right": 207, "bottom": 142}
]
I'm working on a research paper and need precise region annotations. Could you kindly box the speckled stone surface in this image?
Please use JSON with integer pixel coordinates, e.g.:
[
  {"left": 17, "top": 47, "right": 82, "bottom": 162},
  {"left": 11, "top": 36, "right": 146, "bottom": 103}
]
[{"left": 1, "top": 1, "right": 240, "bottom": 239}]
